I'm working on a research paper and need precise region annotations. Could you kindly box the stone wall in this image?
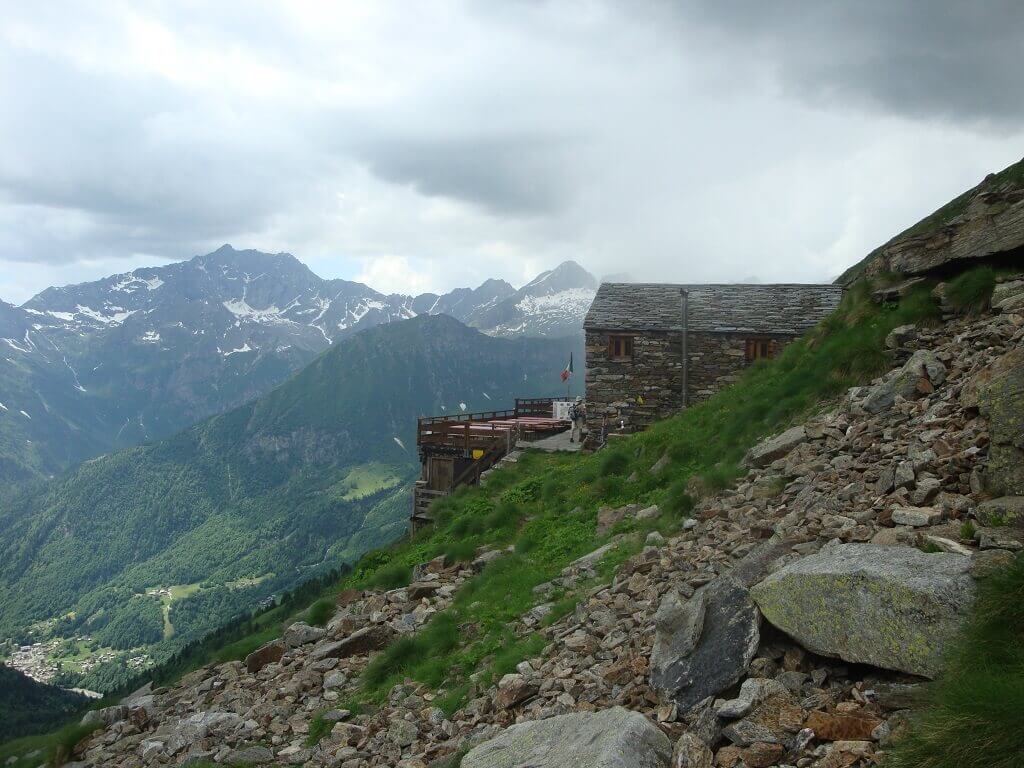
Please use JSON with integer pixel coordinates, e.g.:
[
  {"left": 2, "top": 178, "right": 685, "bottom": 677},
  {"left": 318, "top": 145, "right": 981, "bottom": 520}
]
[
  {"left": 584, "top": 330, "right": 684, "bottom": 438},
  {"left": 584, "top": 331, "right": 798, "bottom": 440},
  {"left": 687, "top": 333, "right": 792, "bottom": 405}
]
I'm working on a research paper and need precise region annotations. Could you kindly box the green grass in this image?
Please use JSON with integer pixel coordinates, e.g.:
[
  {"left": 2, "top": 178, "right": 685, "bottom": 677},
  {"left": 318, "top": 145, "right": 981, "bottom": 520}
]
[
  {"left": 888, "top": 554, "right": 1024, "bottom": 768},
  {"left": 945, "top": 266, "right": 998, "bottom": 314}
]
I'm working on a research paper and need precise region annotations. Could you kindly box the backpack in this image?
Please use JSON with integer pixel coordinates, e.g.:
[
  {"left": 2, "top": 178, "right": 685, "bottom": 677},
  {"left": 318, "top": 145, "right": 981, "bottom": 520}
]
[{"left": 569, "top": 403, "right": 580, "bottom": 420}]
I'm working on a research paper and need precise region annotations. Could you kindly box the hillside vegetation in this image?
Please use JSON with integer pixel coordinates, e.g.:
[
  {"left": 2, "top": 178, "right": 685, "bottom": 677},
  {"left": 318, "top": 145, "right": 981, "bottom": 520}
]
[{"left": 0, "top": 315, "right": 577, "bottom": 693}]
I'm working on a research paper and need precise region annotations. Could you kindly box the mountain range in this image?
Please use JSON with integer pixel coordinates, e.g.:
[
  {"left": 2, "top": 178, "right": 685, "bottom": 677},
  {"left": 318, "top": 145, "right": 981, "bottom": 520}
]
[
  {"left": 0, "top": 247, "right": 596, "bottom": 483},
  {"left": 0, "top": 314, "right": 578, "bottom": 692}
]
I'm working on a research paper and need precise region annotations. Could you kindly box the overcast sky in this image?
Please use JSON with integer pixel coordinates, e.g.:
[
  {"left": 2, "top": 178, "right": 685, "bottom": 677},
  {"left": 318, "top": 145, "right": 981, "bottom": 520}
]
[{"left": 2, "top": 1, "right": 1023, "bottom": 303}]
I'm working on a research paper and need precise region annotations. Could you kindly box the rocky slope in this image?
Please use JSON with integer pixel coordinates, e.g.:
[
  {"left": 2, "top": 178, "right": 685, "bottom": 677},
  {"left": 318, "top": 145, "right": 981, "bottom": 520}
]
[
  {"left": 67, "top": 277, "right": 1024, "bottom": 767},
  {"left": 0, "top": 248, "right": 594, "bottom": 482}
]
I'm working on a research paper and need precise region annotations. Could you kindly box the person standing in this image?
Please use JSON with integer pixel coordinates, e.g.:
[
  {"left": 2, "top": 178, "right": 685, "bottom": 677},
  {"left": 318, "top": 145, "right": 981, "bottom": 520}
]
[{"left": 569, "top": 396, "right": 586, "bottom": 443}]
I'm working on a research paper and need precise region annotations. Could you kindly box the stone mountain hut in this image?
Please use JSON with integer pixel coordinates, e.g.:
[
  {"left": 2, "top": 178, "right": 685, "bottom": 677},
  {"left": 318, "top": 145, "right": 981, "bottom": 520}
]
[{"left": 582, "top": 283, "right": 844, "bottom": 438}]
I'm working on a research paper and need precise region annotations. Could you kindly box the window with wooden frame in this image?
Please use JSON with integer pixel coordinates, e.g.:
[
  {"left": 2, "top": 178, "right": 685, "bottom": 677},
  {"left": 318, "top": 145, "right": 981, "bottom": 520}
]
[
  {"left": 745, "top": 338, "right": 772, "bottom": 361},
  {"left": 608, "top": 334, "right": 634, "bottom": 360}
]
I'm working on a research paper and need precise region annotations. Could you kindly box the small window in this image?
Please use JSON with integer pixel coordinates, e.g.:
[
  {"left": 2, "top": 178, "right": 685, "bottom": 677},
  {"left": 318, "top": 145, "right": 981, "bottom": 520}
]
[
  {"left": 745, "top": 339, "right": 771, "bottom": 361},
  {"left": 608, "top": 334, "right": 634, "bottom": 359}
]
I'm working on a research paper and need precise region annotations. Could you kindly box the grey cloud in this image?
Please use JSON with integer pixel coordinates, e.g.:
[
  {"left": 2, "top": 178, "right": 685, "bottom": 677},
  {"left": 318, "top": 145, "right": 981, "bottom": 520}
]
[
  {"left": 356, "top": 135, "right": 572, "bottom": 215},
  {"left": 679, "top": 0, "right": 1024, "bottom": 125},
  {"left": 2, "top": 0, "right": 1024, "bottom": 303}
]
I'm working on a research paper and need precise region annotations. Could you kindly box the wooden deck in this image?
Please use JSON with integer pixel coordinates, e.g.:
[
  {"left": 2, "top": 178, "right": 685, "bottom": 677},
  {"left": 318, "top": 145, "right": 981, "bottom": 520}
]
[{"left": 412, "top": 398, "right": 570, "bottom": 530}]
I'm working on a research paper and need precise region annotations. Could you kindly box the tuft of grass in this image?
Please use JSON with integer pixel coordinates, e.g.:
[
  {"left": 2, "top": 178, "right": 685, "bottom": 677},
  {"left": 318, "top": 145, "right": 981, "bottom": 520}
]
[
  {"left": 888, "top": 553, "right": 1024, "bottom": 768},
  {"left": 598, "top": 448, "right": 630, "bottom": 476},
  {"left": 305, "top": 709, "right": 333, "bottom": 747},
  {"left": 960, "top": 520, "right": 977, "bottom": 541},
  {"left": 442, "top": 539, "right": 478, "bottom": 565},
  {"left": 306, "top": 598, "right": 335, "bottom": 627},
  {"left": 364, "top": 561, "right": 412, "bottom": 590},
  {"left": 362, "top": 613, "right": 461, "bottom": 690},
  {"left": 945, "top": 266, "right": 997, "bottom": 314}
]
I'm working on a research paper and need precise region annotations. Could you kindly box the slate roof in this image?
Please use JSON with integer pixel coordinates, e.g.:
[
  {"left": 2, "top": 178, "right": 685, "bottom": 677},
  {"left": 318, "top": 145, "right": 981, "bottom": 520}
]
[{"left": 584, "top": 283, "right": 844, "bottom": 335}]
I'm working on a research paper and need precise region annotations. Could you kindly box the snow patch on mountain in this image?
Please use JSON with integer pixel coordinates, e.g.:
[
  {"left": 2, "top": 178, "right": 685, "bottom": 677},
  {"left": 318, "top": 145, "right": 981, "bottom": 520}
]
[
  {"left": 222, "top": 299, "right": 294, "bottom": 325},
  {"left": 75, "top": 305, "right": 136, "bottom": 325}
]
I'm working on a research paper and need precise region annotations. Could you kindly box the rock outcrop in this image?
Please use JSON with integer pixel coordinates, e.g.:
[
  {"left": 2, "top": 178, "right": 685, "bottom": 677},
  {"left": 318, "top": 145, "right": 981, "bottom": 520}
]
[
  {"left": 839, "top": 158, "right": 1024, "bottom": 283},
  {"left": 965, "top": 348, "right": 1024, "bottom": 495},
  {"left": 750, "top": 544, "right": 975, "bottom": 677},
  {"left": 461, "top": 707, "right": 672, "bottom": 768}
]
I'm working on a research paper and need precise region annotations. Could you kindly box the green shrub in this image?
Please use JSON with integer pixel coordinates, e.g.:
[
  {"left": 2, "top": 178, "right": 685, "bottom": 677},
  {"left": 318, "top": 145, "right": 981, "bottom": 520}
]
[
  {"left": 306, "top": 599, "right": 335, "bottom": 627},
  {"left": 945, "top": 266, "right": 997, "bottom": 314},
  {"left": 888, "top": 554, "right": 1024, "bottom": 768}
]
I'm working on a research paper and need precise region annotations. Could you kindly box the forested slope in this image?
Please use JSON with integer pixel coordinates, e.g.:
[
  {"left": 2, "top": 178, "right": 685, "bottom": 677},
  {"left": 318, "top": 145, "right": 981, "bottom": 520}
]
[{"left": 0, "top": 314, "right": 577, "bottom": 689}]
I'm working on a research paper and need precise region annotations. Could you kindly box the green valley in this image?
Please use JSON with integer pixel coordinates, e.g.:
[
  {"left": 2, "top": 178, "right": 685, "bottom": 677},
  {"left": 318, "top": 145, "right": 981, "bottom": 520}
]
[{"left": 0, "top": 314, "right": 578, "bottom": 692}]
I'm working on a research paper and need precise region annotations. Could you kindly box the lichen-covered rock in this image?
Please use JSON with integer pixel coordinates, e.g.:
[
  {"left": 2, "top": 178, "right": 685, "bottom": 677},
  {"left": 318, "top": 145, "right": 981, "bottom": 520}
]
[
  {"left": 461, "top": 707, "right": 671, "bottom": 768},
  {"left": 750, "top": 544, "right": 975, "bottom": 677},
  {"left": 991, "top": 278, "right": 1024, "bottom": 313},
  {"left": 967, "top": 348, "right": 1024, "bottom": 495},
  {"left": 975, "top": 496, "right": 1024, "bottom": 527}
]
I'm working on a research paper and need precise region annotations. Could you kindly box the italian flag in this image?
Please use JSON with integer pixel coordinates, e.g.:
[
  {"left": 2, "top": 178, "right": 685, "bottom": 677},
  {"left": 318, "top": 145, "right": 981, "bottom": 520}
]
[{"left": 560, "top": 353, "right": 574, "bottom": 382}]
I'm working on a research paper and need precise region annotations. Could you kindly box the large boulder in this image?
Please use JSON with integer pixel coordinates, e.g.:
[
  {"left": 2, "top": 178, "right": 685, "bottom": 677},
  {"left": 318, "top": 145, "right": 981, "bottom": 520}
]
[
  {"left": 976, "top": 496, "right": 1024, "bottom": 527},
  {"left": 650, "top": 576, "right": 760, "bottom": 712},
  {"left": 310, "top": 625, "right": 393, "bottom": 660},
  {"left": 964, "top": 348, "right": 1024, "bottom": 496},
  {"left": 750, "top": 544, "right": 975, "bottom": 678},
  {"left": 744, "top": 426, "right": 807, "bottom": 468},
  {"left": 283, "top": 622, "right": 326, "bottom": 648},
  {"left": 245, "top": 640, "right": 284, "bottom": 673},
  {"left": 461, "top": 707, "right": 671, "bottom": 768},
  {"left": 650, "top": 540, "right": 793, "bottom": 712}
]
